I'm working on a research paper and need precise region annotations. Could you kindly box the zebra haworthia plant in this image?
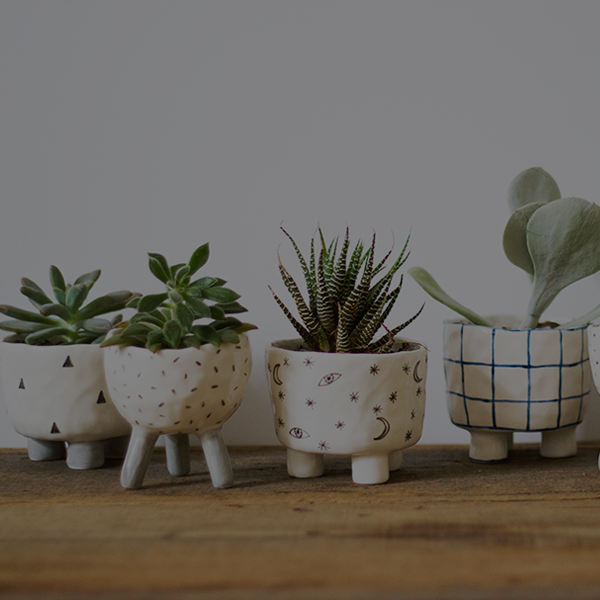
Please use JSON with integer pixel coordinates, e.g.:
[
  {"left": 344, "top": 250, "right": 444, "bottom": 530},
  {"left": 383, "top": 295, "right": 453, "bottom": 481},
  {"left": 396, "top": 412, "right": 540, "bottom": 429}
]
[
  {"left": 0, "top": 267, "right": 137, "bottom": 345},
  {"left": 409, "top": 167, "right": 600, "bottom": 330},
  {"left": 270, "top": 226, "right": 424, "bottom": 353},
  {"left": 101, "top": 243, "right": 256, "bottom": 352}
]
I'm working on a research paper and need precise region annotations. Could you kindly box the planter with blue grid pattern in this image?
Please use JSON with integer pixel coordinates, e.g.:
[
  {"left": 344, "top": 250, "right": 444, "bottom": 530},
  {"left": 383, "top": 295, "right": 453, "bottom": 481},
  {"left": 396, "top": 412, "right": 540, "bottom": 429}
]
[{"left": 444, "top": 315, "right": 591, "bottom": 462}]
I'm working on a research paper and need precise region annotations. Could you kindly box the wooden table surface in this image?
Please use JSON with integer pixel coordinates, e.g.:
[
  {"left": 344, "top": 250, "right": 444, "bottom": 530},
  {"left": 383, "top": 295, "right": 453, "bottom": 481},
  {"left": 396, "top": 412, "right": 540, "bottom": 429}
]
[{"left": 2, "top": 443, "right": 600, "bottom": 600}]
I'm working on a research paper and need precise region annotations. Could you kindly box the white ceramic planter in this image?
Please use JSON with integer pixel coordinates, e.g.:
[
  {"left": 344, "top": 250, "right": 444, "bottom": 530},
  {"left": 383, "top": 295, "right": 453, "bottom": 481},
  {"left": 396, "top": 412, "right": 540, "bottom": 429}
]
[
  {"left": 104, "top": 334, "right": 251, "bottom": 489},
  {"left": 586, "top": 324, "right": 600, "bottom": 471},
  {"left": 444, "top": 315, "right": 591, "bottom": 462},
  {"left": 266, "top": 338, "right": 427, "bottom": 485},
  {"left": 0, "top": 342, "right": 131, "bottom": 469}
]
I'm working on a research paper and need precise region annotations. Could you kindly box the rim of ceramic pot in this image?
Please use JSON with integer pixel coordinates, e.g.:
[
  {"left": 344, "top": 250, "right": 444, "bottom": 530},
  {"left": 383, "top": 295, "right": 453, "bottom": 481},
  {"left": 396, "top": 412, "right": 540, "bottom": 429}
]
[
  {"left": 0, "top": 340, "right": 105, "bottom": 352},
  {"left": 268, "top": 336, "right": 426, "bottom": 355},
  {"left": 104, "top": 333, "right": 250, "bottom": 357},
  {"left": 443, "top": 314, "right": 588, "bottom": 332}
]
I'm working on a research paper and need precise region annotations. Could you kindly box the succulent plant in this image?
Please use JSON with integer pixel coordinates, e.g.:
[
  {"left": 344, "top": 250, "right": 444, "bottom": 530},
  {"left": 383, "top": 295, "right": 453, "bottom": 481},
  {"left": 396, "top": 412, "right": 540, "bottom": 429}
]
[
  {"left": 101, "top": 243, "right": 256, "bottom": 352},
  {"left": 270, "top": 226, "right": 424, "bottom": 353},
  {"left": 409, "top": 167, "right": 600, "bottom": 329},
  {"left": 0, "top": 267, "right": 137, "bottom": 345}
]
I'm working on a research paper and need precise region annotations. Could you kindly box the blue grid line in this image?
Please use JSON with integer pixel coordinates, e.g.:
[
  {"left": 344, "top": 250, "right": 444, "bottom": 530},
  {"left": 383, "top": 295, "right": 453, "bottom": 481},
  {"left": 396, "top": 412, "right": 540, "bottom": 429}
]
[
  {"left": 578, "top": 327, "right": 585, "bottom": 423},
  {"left": 443, "top": 358, "right": 589, "bottom": 369},
  {"left": 557, "top": 329, "right": 563, "bottom": 429},
  {"left": 451, "top": 422, "right": 584, "bottom": 432},
  {"left": 446, "top": 390, "right": 591, "bottom": 404},
  {"left": 491, "top": 328, "right": 496, "bottom": 428},
  {"left": 527, "top": 329, "right": 532, "bottom": 431},
  {"left": 444, "top": 320, "right": 589, "bottom": 334},
  {"left": 460, "top": 323, "right": 469, "bottom": 427}
]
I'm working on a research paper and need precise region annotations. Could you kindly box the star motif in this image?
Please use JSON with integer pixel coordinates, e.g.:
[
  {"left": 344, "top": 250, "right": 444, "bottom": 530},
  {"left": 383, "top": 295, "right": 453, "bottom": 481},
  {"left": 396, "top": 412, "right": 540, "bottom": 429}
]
[
  {"left": 318, "top": 441, "right": 330, "bottom": 451},
  {"left": 372, "top": 405, "right": 382, "bottom": 415},
  {"left": 335, "top": 420, "right": 345, "bottom": 430},
  {"left": 370, "top": 364, "right": 380, "bottom": 376},
  {"left": 410, "top": 409, "right": 416, "bottom": 420},
  {"left": 402, "top": 363, "right": 411, "bottom": 375},
  {"left": 278, "top": 390, "right": 286, "bottom": 400},
  {"left": 405, "top": 430, "right": 413, "bottom": 441},
  {"left": 389, "top": 391, "right": 398, "bottom": 403},
  {"left": 303, "top": 356, "right": 315, "bottom": 368},
  {"left": 283, "top": 357, "right": 290, "bottom": 367},
  {"left": 277, "top": 417, "right": 285, "bottom": 428},
  {"left": 349, "top": 392, "right": 359, "bottom": 403},
  {"left": 416, "top": 386, "right": 422, "bottom": 397},
  {"left": 306, "top": 398, "right": 315, "bottom": 409}
]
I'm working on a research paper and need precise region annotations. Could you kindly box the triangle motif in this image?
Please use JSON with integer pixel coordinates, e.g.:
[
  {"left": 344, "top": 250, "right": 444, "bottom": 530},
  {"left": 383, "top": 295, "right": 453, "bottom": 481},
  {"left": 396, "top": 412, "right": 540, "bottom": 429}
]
[
  {"left": 50, "top": 422, "right": 61, "bottom": 434},
  {"left": 96, "top": 391, "right": 106, "bottom": 404},
  {"left": 18, "top": 379, "right": 25, "bottom": 390},
  {"left": 63, "top": 356, "right": 74, "bottom": 368}
]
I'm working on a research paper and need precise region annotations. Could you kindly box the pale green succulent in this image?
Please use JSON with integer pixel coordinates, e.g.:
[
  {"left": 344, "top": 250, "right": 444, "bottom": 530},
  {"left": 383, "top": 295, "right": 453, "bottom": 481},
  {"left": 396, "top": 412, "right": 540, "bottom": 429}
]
[
  {"left": 0, "top": 267, "right": 137, "bottom": 345},
  {"left": 270, "top": 226, "right": 423, "bottom": 353},
  {"left": 409, "top": 167, "right": 600, "bottom": 329}
]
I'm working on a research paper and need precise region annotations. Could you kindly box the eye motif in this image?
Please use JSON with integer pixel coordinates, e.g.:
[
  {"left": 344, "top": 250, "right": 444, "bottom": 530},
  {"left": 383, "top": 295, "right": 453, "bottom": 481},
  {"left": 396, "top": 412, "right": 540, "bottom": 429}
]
[
  {"left": 289, "top": 427, "right": 310, "bottom": 439},
  {"left": 318, "top": 373, "right": 342, "bottom": 387}
]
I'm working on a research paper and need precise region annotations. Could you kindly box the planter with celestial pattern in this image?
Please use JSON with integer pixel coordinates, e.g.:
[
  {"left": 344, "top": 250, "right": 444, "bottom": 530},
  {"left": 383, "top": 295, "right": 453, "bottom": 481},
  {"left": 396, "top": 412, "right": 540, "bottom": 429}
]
[{"left": 266, "top": 337, "right": 427, "bottom": 485}]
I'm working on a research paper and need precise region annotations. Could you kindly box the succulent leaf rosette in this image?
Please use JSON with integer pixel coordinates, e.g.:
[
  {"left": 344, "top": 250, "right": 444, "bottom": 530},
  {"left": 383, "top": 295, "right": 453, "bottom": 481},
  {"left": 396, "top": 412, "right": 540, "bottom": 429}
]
[
  {"left": 409, "top": 167, "right": 600, "bottom": 329},
  {"left": 270, "top": 226, "right": 423, "bottom": 354},
  {"left": 102, "top": 243, "right": 256, "bottom": 352},
  {"left": 0, "top": 267, "right": 137, "bottom": 345}
]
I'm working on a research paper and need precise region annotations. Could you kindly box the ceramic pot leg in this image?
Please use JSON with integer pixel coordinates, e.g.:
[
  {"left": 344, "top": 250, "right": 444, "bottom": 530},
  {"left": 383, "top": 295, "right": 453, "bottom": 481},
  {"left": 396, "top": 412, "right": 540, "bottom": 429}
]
[
  {"left": 27, "top": 438, "right": 66, "bottom": 461},
  {"left": 287, "top": 449, "right": 324, "bottom": 479},
  {"left": 351, "top": 454, "right": 390, "bottom": 485},
  {"left": 388, "top": 449, "right": 403, "bottom": 472},
  {"left": 200, "top": 428, "right": 233, "bottom": 489},
  {"left": 104, "top": 435, "right": 131, "bottom": 460},
  {"left": 165, "top": 434, "right": 191, "bottom": 477},
  {"left": 468, "top": 430, "right": 511, "bottom": 462},
  {"left": 120, "top": 427, "right": 159, "bottom": 489},
  {"left": 66, "top": 440, "right": 105, "bottom": 470},
  {"left": 540, "top": 426, "right": 577, "bottom": 458}
]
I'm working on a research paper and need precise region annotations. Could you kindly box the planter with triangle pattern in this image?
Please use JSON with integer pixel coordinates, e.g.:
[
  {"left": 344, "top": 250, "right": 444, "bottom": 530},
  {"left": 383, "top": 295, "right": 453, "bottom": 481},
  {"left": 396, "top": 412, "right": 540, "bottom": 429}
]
[{"left": 0, "top": 342, "right": 131, "bottom": 469}]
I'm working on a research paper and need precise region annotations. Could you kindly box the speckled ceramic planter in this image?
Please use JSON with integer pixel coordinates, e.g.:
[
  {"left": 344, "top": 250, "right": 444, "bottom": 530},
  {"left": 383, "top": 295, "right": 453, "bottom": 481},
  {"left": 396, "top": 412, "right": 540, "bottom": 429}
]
[
  {"left": 0, "top": 342, "right": 131, "bottom": 469},
  {"left": 444, "top": 315, "right": 591, "bottom": 462},
  {"left": 266, "top": 338, "right": 427, "bottom": 485},
  {"left": 104, "top": 334, "right": 251, "bottom": 489}
]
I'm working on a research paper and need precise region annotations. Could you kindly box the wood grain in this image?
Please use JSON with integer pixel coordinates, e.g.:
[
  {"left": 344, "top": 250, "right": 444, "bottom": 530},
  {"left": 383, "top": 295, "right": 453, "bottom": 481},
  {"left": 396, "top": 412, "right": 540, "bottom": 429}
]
[{"left": 1, "top": 443, "right": 600, "bottom": 599}]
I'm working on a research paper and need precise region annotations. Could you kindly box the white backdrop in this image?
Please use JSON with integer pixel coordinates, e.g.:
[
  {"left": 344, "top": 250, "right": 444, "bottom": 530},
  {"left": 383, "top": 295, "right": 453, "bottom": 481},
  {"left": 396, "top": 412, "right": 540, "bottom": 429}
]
[{"left": 1, "top": 1, "right": 600, "bottom": 448}]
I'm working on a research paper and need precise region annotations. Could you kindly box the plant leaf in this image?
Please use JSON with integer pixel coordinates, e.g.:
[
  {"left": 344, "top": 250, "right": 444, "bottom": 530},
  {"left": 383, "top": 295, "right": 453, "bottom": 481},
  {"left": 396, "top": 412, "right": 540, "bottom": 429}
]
[
  {"left": 148, "top": 253, "right": 170, "bottom": 283},
  {"left": 175, "top": 302, "right": 194, "bottom": 332},
  {"left": 138, "top": 293, "right": 169, "bottom": 313},
  {"left": 561, "top": 302, "right": 600, "bottom": 329},
  {"left": 188, "top": 243, "right": 210, "bottom": 275},
  {"left": 75, "top": 291, "right": 136, "bottom": 321},
  {"left": 184, "top": 295, "right": 211, "bottom": 318},
  {"left": 74, "top": 269, "right": 101, "bottom": 288},
  {"left": 507, "top": 167, "right": 561, "bottom": 213},
  {"left": 78, "top": 318, "right": 112, "bottom": 335},
  {"left": 192, "top": 324, "right": 221, "bottom": 346},
  {"left": 202, "top": 287, "right": 241, "bottom": 303},
  {"left": 219, "top": 328, "right": 240, "bottom": 344},
  {"left": 502, "top": 202, "right": 545, "bottom": 276},
  {"left": 0, "top": 305, "right": 56, "bottom": 324},
  {"left": 0, "top": 319, "right": 49, "bottom": 333},
  {"left": 408, "top": 267, "right": 491, "bottom": 327},
  {"left": 163, "top": 320, "right": 182, "bottom": 348},
  {"left": 20, "top": 278, "right": 53, "bottom": 308},
  {"left": 523, "top": 197, "right": 600, "bottom": 328},
  {"left": 39, "top": 303, "right": 71, "bottom": 321},
  {"left": 65, "top": 284, "right": 89, "bottom": 313},
  {"left": 49, "top": 265, "right": 66, "bottom": 298},
  {"left": 26, "top": 326, "right": 72, "bottom": 344}
]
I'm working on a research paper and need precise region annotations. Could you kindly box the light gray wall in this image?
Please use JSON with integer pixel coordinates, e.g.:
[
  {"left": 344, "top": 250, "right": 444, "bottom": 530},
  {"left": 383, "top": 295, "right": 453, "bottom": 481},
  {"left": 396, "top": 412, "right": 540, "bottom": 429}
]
[{"left": 1, "top": 1, "right": 600, "bottom": 448}]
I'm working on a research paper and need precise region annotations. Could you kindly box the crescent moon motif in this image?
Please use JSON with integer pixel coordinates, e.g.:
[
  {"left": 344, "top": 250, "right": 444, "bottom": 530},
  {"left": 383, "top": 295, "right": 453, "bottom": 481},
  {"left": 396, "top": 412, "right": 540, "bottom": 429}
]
[
  {"left": 272, "top": 363, "right": 283, "bottom": 386},
  {"left": 373, "top": 417, "right": 391, "bottom": 441},
  {"left": 413, "top": 360, "right": 423, "bottom": 383}
]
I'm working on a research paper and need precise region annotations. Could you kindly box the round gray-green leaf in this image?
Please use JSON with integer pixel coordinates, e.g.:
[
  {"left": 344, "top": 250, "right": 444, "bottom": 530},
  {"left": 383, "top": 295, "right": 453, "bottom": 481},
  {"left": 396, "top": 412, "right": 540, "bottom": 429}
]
[
  {"left": 524, "top": 197, "right": 600, "bottom": 327},
  {"left": 502, "top": 202, "right": 545, "bottom": 276},
  {"left": 507, "top": 167, "right": 561, "bottom": 213}
]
